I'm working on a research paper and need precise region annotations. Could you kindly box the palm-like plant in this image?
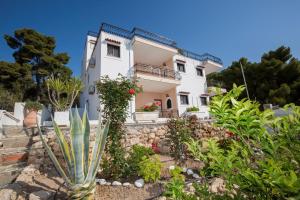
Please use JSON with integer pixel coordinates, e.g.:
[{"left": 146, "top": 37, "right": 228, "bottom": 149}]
[{"left": 38, "top": 108, "right": 110, "bottom": 200}]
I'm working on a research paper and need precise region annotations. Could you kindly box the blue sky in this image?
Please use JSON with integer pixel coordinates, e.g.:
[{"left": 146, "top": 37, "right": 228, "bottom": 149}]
[{"left": 1, "top": 0, "right": 300, "bottom": 76}]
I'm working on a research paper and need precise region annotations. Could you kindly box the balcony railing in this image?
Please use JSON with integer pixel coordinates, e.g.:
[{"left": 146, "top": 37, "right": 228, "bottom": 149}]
[
  {"left": 100, "top": 23, "right": 177, "bottom": 48},
  {"left": 98, "top": 23, "right": 223, "bottom": 65},
  {"left": 180, "top": 49, "right": 223, "bottom": 65},
  {"left": 134, "top": 63, "right": 181, "bottom": 80}
]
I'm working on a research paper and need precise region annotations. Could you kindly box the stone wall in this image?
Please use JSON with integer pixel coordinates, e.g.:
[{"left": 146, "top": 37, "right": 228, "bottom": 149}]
[{"left": 27, "top": 121, "right": 226, "bottom": 168}]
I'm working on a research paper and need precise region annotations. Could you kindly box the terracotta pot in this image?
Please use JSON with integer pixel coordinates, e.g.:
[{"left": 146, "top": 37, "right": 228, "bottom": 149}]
[{"left": 23, "top": 109, "right": 38, "bottom": 128}]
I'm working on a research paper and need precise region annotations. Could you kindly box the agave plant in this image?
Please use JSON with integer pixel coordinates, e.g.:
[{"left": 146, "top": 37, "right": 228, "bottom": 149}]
[{"left": 38, "top": 108, "right": 110, "bottom": 200}]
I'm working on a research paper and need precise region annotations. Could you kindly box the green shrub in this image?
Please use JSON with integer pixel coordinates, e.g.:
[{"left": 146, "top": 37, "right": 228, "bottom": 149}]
[
  {"left": 166, "top": 118, "right": 191, "bottom": 162},
  {"left": 185, "top": 84, "right": 300, "bottom": 199},
  {"left": 96, "top": 75, "right": 141, "bottom": 179},
  {"left": 186, "top": 106, "right": 199, "bottom": 112},
  {"left": 24, "top": 101, "right": 43, "bottom": 111},
  {"left": 126, "top": 145, "right": 154, "bottom": 176},
  {"left": 138, "top": 155, "right": 162, "bottom": 182}
]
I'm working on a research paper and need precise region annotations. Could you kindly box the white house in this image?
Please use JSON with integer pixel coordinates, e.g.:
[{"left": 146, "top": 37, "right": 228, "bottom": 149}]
[{"left": 80, "top": 23, "right": 223, "bottom": 121}]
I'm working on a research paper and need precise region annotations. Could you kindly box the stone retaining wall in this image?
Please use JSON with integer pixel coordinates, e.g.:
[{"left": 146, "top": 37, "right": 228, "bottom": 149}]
[{"left": 27, "top": 121, "right": 226, "bottom": 168}]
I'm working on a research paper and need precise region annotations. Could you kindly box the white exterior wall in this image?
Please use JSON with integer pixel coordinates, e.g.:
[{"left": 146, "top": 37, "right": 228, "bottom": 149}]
[
  {"left": 81, "top": 27, "right": 220, "bottom": 120},
  {"left": 173, "top": 55, "right": 209, "bottom": 117},
  {"left": 81, "top": 32, "right": 134, "bottom": 120}
]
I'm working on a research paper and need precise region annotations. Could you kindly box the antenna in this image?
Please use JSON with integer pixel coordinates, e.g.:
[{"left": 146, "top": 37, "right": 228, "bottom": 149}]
[{"left": 240, "top": 62, "right": 250, "bottom": 99}]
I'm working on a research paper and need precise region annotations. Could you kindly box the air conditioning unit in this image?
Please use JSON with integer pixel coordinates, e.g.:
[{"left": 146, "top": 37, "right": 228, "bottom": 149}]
[{"left": 88, "top": 85, "right": 95, "bottom": 94}]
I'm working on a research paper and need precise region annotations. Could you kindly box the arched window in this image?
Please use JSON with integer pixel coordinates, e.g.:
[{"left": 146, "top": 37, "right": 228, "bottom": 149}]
[{"left": 167, "top": 98, "right": 172, "bottom": 109}]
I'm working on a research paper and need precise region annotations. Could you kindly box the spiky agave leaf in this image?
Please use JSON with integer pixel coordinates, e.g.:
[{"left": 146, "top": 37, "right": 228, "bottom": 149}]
[
  {"left": 84, "top": 119, "right": 110, "bottom": 184},
  {"left": 52, "top": 118, "right": 74, "bottom": 181},
  {"left": 70, "top": 108, "right": 85, "bottom": 184},
  {"left": 81, "top": 107, "right": 90, "bottom": 176},
  {"left": 37, "top": 124, "right": 72, "bottom": 186}
]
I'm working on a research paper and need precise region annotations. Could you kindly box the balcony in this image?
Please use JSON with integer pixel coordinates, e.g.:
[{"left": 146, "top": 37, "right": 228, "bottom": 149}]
[{"left": 133, "top": 63, "right": 181, "bottom": 93}]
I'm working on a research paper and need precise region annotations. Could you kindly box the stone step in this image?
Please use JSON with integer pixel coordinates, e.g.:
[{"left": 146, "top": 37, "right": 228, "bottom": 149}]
[
  {"left": 0, "top": 162, "right": 27, "bottom": 187},
  {"left": 1, "top": 127, "right": 37, "bottom": 138},
  {"left": 0, "top": 135, "right": 32, "bottom": 149},
  {"left": 0, "top": 150, "right": 29, "bottom": 166}
]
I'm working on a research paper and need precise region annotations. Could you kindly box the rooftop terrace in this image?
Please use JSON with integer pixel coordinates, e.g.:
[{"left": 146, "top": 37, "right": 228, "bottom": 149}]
[{"left": 88, "top": 23, "right": 223, "bottom": 65}]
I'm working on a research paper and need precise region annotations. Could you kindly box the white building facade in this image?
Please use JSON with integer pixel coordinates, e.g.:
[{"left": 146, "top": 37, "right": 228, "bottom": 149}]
[{"left": 80, "top": 23, "right": 223, "bottom": 121}]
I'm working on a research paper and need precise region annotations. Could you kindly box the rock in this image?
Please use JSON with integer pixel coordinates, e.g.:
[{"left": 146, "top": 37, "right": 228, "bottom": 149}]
[
  {"left": 32, "top": 141, "right": 43, "bottom": 148},
  {"left": 0, "top": 188, "right": 17, "bottom": 200},
  {"left": 169, "top": 165, "right": 175, "bottom": 170},
  {"left": 187, "top": 169, "right": 194, "bottom": 175},
  {"left": 134, "top": 179, "right": 144, "bottom": 188},
  {"left": 182, "top": 167, "right": 187, "bottom": 173},
  {"left": 96, "top": 178, "right": 106, "bottom": 185},
  {"left": 149, "top": 132, "right": 155, "bottom": 139},
  {"left": 0, "top": 141, "right": 3, "bottom": 148},
  {"left": 29, "top": 190, "right": 52, "bottom": 200},
  {"left": 209, "top": 178, "right": 225, "bottom": 193},
  {"left": 112, "top": 181, "right": 122, "bottom": 186},
  {"left": 192, "top": 173, "right": 200, "bottom": 179},
  {"left": 105, "top": 182, "right": 111, "bottom": 186},
  {"left": 123, "top": 182, "right": 131, "bottom": 187},
  {"left": 156, "top": 197, "right": 167, "bottom": 200}
]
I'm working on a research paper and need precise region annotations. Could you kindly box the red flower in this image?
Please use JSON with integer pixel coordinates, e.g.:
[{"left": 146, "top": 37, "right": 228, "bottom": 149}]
[
  {"left": 155, "top": 101, "right": 161, "bottom": 106},
  {"left": 144, "top": 105, "right": 149, "bottom": 109},
  {"left": 226, "top": 131, "right": 234, "bottom": 137},
  {"left": 128, "top": 88, "right": 135, "bottom": 95}
]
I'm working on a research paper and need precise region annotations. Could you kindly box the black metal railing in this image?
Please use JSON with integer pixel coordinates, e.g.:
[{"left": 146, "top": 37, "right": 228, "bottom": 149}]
[
  {"left": 134, "top": 63, "right": 181, "bottom": 80},
  {"left": 99, "top": 23, "right": 223, "bottom": 65},
  {"left": 133, "top": 27, "right": 177, "bottom": 48},
  {"left": 87, "top": 31, "right": 99, "bottom": 37},
  {"left": 180, "top": 49, "right": 223, "bottom": 65}
]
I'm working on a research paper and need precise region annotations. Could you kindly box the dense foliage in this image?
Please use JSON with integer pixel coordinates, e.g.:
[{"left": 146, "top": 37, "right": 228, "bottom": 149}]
[
  {"left": 24, "top": 101, "right": 43, "bottom": 111},
  {"left": 166, "top": 118, "right": 191, "bottom": 162},
  {"left": 126, "top": 145, "right": 154, "bottom": 177},
  {"left": 1, "top": 29, "right": 72, "bottom": 105},
  {"left": 96, "top": 75, "right": 141, "bottom": 179},
  {"left": 185, "top": 85, "right": 300, "bottom": 199},
  {"left": 186, "top": 106, "right": 199, "bottom": 112},
  {"left": 138, "top": 155, "right": 162, "bottom": 182},
  {"left": 207, "top": 46, "right": 300, "bottom": 106}
]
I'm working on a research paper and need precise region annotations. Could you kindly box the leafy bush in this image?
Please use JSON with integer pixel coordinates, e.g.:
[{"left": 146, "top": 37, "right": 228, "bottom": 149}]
[
  {"left": 185, "top": 84, "right": 300, "bottom": 199},
  {"left": 24, "top": 101, "right": 43, "bottom": 111},
  {"left": 126, "top": 145, "right": 154, "bottom": 177},
  {"left": 166, "top": 118, "right": 191, "bottom": 162},
  {"left": 0, "top": 87, "right": 19, "bottom": 111},
  {"left": 138, "top": 155, "right": 162, "bottom": 182},
  {"left": 96, "top": 75, "right": 141, "bottom": 179},
  {"left": 186, "top": 106, "right": 199, "bottom": 112}
]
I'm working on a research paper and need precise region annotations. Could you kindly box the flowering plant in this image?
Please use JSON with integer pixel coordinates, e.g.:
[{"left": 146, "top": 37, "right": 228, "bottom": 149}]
[{"left": 142, "top": 101, "right": 161, "bottom": 112}]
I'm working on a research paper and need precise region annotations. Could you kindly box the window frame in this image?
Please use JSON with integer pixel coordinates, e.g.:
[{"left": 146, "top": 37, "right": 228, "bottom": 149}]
[
  {"left": 196, "top": 67, "right": 204, "bottom": 76},
  {"left": 180, "top": 94, "right": 189, "bottom": 105},
  {"left": 177, "top": 63, "right": 186, "bottom": 72},
  {"left": 200, "top": 96, "right": 208, "bottom": 106},
  {"left": 107, "top": 43, "right": 121, "bottom": 58}
]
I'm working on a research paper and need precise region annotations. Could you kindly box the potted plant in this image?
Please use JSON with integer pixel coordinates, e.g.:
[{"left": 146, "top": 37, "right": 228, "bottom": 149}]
[
  {"left": 23, "top": 101, "right": 43, "bottom": 128},
  {"left": 46, "top": 77, "right": 83, "bottom": 126},
  {"left": 135, "top": 102, "right": 160, "bottom": 122},
  {"left": 186, "top": 106, "right": 199, "bottom": 112}
]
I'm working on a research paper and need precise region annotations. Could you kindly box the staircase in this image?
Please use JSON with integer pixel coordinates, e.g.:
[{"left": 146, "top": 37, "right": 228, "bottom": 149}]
[{"left": 0, "top": 126, "right": 37, "bottom": 187}]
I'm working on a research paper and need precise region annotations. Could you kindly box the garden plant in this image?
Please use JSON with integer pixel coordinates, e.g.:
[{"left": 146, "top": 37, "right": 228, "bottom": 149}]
[
  {"left": 96, "top": 74, "right": 142, "bottom": 179},
  {"left": 38, "top": 108, "right": 110, "bottom": 200},
  {"left": 182, "top": 84, "right": 300, "bottom": 199},
  {"left": 46, "top": 77, "right": 83, "bottom": 111}
]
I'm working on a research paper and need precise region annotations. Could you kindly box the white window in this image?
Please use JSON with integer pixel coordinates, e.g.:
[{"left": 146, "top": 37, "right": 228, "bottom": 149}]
[
  {"left": 107, "top": 43, "right": 120, "bottom": 58},
  {"left": 196, "top": 68, "right": 203, "bottom": 76},
  {"left": 177, "top": 63, "right": 185, "bottom": 72},
  {"left": 180, "top": 95, "right": 189, "bottom": 105},
  {"left": 200, "top": 96, "right": 208, "bottom": 105}
]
